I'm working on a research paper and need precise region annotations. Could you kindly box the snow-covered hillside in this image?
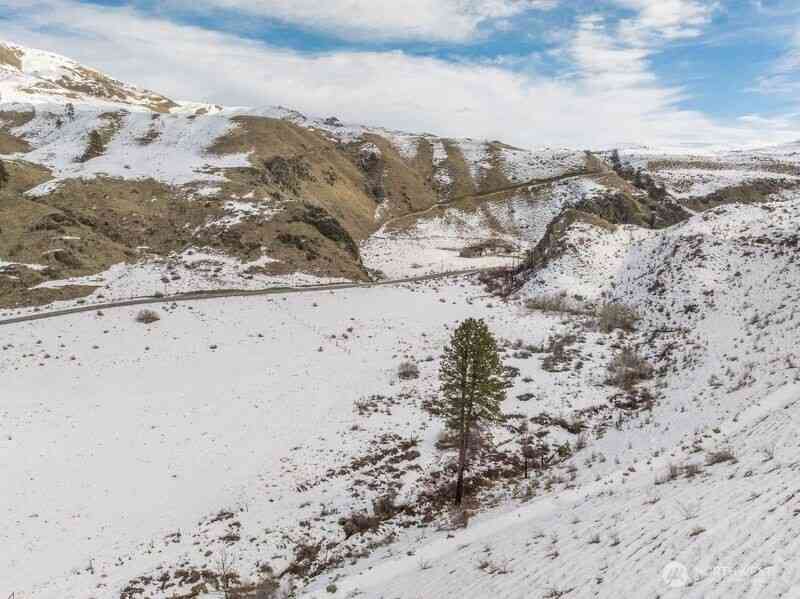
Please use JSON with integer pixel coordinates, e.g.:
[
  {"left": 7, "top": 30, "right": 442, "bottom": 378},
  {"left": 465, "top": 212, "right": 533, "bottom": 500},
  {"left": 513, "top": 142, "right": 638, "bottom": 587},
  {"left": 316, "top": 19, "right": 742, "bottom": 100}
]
[
  {"left": 301, "top": 204, "right": 800, "bottom": 598},
  {"left": 611, "top": 145, "right": 800, "bottom": 202},
  {"left": 0, "top": 41, "right": 176, "bottom": 111},
  {"left": 363, "top": 177, "right": 604, "bottom": 277},
  {"left": 3, "top": 38, "right": 800, "bottom": 599}
]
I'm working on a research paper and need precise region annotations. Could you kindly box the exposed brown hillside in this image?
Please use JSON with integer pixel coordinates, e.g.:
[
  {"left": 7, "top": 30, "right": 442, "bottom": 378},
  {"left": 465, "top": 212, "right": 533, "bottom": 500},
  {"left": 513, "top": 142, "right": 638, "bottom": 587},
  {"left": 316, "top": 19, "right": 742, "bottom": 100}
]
[
  {"left": 2, "top": 106, "right": 579, "bottom": 307},
  {"left": 0, "top": 41, "right": 596, "bottom": 309}
]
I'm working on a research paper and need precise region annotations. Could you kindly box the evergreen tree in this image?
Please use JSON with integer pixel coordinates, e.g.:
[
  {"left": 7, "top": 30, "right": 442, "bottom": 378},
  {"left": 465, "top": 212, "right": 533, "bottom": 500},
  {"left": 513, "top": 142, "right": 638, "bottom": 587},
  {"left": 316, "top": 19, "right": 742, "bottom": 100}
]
[
  {"left": 435, "top": 318, "right": 509, "bottom": 505},
  {"left": 609, "top": 149, "right": 622, "bottom": 172},
  {"left": 0, "top": 159, "right": 8, "bottom": 188}
]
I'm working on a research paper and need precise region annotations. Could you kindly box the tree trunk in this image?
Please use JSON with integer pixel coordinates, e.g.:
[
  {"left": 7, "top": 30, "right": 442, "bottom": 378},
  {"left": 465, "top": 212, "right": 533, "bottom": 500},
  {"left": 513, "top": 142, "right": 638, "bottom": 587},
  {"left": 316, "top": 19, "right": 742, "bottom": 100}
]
[{"left": 455, "top": 422, "right": 469, "bottom": 506}]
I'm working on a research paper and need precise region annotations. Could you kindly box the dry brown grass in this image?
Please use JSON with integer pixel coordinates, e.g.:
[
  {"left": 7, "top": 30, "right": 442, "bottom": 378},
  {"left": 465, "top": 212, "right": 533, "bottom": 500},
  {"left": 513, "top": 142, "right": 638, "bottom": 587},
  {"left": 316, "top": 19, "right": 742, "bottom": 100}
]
[
  {"left": 606, "top": 347, "right": 654, "bottom": 390},
  {"left": 597, "top": 302, "right": 640, "bottom": 333},
  {"left": 526, "top": 292, "right": 588, "bottom": 315}
]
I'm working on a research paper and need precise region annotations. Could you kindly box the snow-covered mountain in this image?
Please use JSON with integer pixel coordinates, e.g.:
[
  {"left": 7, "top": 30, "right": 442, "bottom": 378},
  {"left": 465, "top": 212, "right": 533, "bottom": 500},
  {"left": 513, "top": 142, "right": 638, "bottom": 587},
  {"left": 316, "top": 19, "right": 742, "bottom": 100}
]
[
  {"left": 2, "top": 40, "right": 800, "bottom": 599},
  {"left": 0, "top": 41, "right": 176, "bottom": 111}
]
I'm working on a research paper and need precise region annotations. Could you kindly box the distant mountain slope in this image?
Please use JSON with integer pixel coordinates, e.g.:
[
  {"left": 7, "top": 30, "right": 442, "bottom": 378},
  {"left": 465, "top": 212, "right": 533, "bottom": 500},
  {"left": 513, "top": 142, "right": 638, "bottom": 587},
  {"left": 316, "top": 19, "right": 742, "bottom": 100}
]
[
  {"left": 2, "top": 40, "right": 798, "bottom": 314},
  {"left": 0, "top": 41, "right": 177, "bottom": 111},
  {"left": 0, "top": 41, "right": 591, "bottom": 310}
]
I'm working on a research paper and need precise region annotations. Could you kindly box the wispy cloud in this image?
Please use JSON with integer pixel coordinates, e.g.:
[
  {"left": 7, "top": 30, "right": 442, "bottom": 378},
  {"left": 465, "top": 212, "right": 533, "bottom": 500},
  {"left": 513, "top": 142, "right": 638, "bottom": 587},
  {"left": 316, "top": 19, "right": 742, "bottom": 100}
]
[
  {"left": 613, "top": 0, "right": 717, "bottom": 45},
  {"left": 753, "top": 29, "right": 800, "bottom": 94},
  {"left": 159, "top": 0, "right": 559, "bottom": 43}
]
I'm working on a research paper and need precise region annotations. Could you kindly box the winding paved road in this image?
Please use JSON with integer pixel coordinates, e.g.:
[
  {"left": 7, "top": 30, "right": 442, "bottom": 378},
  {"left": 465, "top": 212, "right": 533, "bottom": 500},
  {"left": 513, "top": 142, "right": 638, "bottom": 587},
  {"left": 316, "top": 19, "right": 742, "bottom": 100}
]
[{"left": 0, "top": 268, "right": 489, "bottom": 327}]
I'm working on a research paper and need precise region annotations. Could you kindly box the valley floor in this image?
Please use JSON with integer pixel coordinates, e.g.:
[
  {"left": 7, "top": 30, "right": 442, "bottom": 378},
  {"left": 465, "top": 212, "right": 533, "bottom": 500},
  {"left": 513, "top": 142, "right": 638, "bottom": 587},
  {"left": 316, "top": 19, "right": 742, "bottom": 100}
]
[
  {"left": 4, "top": 262, "right": 800, "bottom": 599},
  {"left": 2, "top": 277, "right": 571, "bottom": 599}
]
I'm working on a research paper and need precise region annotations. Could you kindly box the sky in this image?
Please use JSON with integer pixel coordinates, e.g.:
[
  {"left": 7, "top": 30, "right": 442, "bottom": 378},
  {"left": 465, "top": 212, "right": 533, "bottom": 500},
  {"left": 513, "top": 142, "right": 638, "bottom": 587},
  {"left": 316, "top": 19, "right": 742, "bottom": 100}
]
[{"left": 1, "top": 0, "right": 799, "bottom": 148}]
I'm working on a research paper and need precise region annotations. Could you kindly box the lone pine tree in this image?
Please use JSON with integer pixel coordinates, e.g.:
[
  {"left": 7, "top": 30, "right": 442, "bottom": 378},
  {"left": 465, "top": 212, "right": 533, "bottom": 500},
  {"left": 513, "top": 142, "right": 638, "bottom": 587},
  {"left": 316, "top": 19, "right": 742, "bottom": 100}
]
[{"left": 436, "top": 318, "right": 509, "bottom": 506}]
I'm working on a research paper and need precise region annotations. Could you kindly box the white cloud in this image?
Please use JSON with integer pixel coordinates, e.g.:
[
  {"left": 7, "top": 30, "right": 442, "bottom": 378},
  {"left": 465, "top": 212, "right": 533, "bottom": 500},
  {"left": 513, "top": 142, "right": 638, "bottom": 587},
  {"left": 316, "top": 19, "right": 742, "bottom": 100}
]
[
  {"left": 613, "top": 0, "right": 717, "bottom": 45},
  {"left": 568, "top": 15, "right": 658, "bottom": 90},
  {"left": 1, "top": 0, "right": 798, "bottom": 149},
  {"left": 754, "top": 29, "right": 800, "bottom": 94},
  {"left": 162, "top": 0, "right": 559, "bottom": 42}
]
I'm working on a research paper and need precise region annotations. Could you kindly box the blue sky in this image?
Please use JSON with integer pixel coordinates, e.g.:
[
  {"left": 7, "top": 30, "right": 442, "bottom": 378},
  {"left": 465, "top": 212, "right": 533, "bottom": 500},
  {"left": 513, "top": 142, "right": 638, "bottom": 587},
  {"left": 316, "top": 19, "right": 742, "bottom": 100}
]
[{"left": 2, "top": 0, "right": 800, "bottom": 147}]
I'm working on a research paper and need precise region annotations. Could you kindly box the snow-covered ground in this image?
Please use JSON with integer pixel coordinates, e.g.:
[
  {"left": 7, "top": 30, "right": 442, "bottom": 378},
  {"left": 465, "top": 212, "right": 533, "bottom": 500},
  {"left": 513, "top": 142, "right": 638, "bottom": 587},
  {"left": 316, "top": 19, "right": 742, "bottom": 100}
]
[
  {"left": 654, "top": 168, "right": 800, "bottom": 199},
  {"left": 5, "top": 198, "right": 799, "bottom": 598},
  {"left": 2, "top": 277, "right": 614, "bottom": 599},
  {"left": 0, "top": 41, "right": 173, "bottom": 110},
  {"left": 311, "top": 381, "right": 800, "bottom": 599},
  {"left": 303, "top": 203, "right": 800, "bottom": 598},
  {"left": 613, "top": 146, "right": 800, "bottom": 200},
  {"left": 362, "top": 178, "right": 604, "bottom": 279},
  {"left": 362, "top": 210, "right": 516, "bottom": 278},
  {"left": 0, "top": 248, "right": 347, "bottom": 320},
  {"left": 3, "top": 105, "right": 250, "bottom": 194}
]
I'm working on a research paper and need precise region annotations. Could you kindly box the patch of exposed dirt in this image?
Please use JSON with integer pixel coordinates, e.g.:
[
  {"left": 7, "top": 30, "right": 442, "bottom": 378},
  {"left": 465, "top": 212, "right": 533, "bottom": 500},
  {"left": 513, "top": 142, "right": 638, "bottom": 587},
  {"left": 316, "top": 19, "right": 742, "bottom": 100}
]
[
  {"left": 0, "top": 109, "right": 36, "bottom": 153},
  {"left": 479, "top": 143, "right": 514, "bottom": 192},
  {"left": 209, "top": 116, "right": 378, "bottom": 237},
  {"left": 442, "top": 140, "right": 478, "bottom": 198},
  {"left": 0, "top": 277, "right": 98, "bottom": 310},
  {"left": 0, "top": 44, "right": 23, "bottom": 69},
  {"left": 357, "top": 133, "right": 439, "bottom": 217}
]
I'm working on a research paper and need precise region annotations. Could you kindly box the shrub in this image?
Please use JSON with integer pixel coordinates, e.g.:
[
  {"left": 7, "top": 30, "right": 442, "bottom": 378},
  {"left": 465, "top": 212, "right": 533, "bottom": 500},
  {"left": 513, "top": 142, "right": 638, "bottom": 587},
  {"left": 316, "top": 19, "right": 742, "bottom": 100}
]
[
  {"left": 597, "top": 302, "right": 640, "bottom": 333},
  {"left": 606, "top": 347, "right": 654, "bottom": 389},
  {"left": 135, "top": 309, "right": 161, "bottom": 324},
  {"left": 683, "top": 463, "right": 702, "bottom": 478},
  {"left": 760, "top": 443, "right": 777, "bottom": 462},
  {"left": 398, "top": 360, "right": 420, "bottom": 381},
  {"left": 706, "top": 447, "right": 736, "bottom": 465},
  {"left": 372, "top": 493, "right": 397, "bottom": 520},
  {"left": 340, "top": 512, "right": 379, "bottom": 538},
  {"left": 525, "top": 292, "right": 587, "bottom": 315},
  {"left": 655, "top": 463, "right": 680, "bottom": 485}
]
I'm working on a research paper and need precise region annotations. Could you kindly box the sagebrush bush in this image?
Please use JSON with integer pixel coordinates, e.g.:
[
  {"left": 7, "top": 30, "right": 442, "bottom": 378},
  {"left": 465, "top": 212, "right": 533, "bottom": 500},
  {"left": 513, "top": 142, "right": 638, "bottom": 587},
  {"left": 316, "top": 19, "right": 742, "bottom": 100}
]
[
  {"left": 525, "top": 292, "right": 587, "bottom": 315},
  {"left": 606, "top": 347, "right": 653, "bottom": 389},
  {"left": 135, "top": 309, "right": 161, "bottom": 324},
  {"left": 706, "top": 447, "right": 736, "bottom": 465},
  {"left": 597, "top": 302, "right": 640, "bottom": 333},
  {"left": 398, "top": 360, "right": 420, "bottom": 380}
]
